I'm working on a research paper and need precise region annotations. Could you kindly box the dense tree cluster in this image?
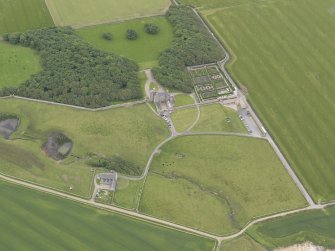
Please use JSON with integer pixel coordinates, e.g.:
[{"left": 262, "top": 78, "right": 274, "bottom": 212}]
[
  {"left": 1, "top": 27, "right": 141, "bottom": 108},
  {"left": 144, "top": 23, "right": 159, "bottom": 35},
  {"left": 126, "top": 29, "right": 138, "bottom": 40},
  {"left": 88, "top": 155, "right": 141, "bottom": 176},
  {"left": 152, "top": 5, "right": 224, "bottom": 92}
]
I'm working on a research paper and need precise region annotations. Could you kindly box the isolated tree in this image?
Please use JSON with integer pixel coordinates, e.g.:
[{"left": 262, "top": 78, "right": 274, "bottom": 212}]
[
  {"left": 102, "top": 32, "right": 112, "bottom": 41},
  {"left": 126, "top": 29, "right": 138, "bottom": 40},
  {"left": 144, "top": 23, "right": 160, "bottom": 35}
]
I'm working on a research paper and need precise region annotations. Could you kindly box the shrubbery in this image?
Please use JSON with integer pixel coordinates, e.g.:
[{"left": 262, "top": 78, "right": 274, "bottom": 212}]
[
  {"left": 102, "top": 32, "right": 112, "bottom": 41},
  {"left": 144, "top": 23, "right": 159, "bottom": 35},
  {"left": 152, "top": 5, "right": 224, "bottom": 92},
  {"left": 88, "top": 155, "right": 141, "bottom": 176},
  {"left": 1, "top": 27, "right": 141, "bottom": 108},
  {"left": 126, "top": 29, "right": 138, "bottom": 40}
]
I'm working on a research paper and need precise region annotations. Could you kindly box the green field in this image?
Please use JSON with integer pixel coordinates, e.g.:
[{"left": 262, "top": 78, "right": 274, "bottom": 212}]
[
  {"left": 0, "top": 180, "right": 214, "bottom": 251},
  {"left": 179, "top": 0, "right": 270, "bottom": 9},
  {"left": 247, "top": 206, "right": 335, "bottom": 249},
  {"left": 0, "top": 99, "right": 168, "bottom": 195},
  {"left": 171, "top": 107, "right": 198, "bottom": 132},
  {"left": 113, "top": 178, "right": 143, "bottom": 210},
  {"left": 220, "top": 236, "right": 266, "bottom": 251},
  {"left": 78, "top": 16, "right": 174, "bottom": 69},
  {"left": 139, "top": 135, "right": 306, "bottom": 235},
  {"left": 174, "top": 94, "right": 194, "bottom": 107},
  {"left": 0, "top": 0, "right": 53, "bottom": 35},
  {"left": 45, "top": 0, "right": 170, "bottom": 27},
  {"left": 192, "top": 104, "right": 246, "bottom": 133},
  {"left": 0, "top": 42, "right": 41, "bottom": 88},
  {"left": 203, "top": 0, "right": 335, "bottom": 201}
]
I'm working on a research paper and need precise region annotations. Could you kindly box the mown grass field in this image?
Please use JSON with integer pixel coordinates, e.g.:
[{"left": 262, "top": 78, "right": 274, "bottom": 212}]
[
  {"left": 78, "top": 16, "right": 173, "bottom": 69},
  {"left": 0, "top": 0, "right": 53, "bottom": 34},
  {"left": 204, "top": 0, "right": 335, "bottom": 201},
  {"left": 0, "top": 99, "right": 168, "bottom": 195},
  {"left": 0, "top": 180, "right": 215, "bottom": 251},
  {"left": 113, "top": 178, "right": 143, "bottom": 210},
  {"left": 174, "top": 94, "right": 194, "bottom": 107},
  {"left": 220, "top": 236, "right": 266, "bottom": 251},
  {"left": 0, "top": 42, "right": 41, "bottom": 88},
  {"left": 192, "top": 104, "right": 246, "bottom": 133},
  {"left": 179, "top": 0, "right": 270, "bottom": 10},
  {"left": 139, "top": 135, "right": 306, "bottom": 235},
  {"left": 247, "top": 206, "right": 335, "bottom": 249},
  {"left": 45, "top": 0, "right": 170, "bottom": 27},
  {"left": 171, "top": 107, "right": 198, "bottom": 132}
]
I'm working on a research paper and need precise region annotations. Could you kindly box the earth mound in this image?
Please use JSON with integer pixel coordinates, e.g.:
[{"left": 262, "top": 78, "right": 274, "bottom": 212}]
[
  {"left": 0, "top": 114, "right": 19, "bottom": 139},
  {"left": 44, "top": 132, "right": 73, "bottom": 160}
]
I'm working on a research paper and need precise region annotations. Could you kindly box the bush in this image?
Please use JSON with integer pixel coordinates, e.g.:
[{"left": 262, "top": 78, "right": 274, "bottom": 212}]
[
  {"left": 2, "top": 27, "right": 142, "bottom": 108},
  {"left": 144, "top": 23, "right": 160, "bottom": 35},
  {"left": 152, "top": 5, "right": 224, "bottom": 92},
  {"left": 102, "top": 32, "right": 112, "bottom": 41},
  {"left": 126, "top": 29, "right": 138, "bottom": 40}
]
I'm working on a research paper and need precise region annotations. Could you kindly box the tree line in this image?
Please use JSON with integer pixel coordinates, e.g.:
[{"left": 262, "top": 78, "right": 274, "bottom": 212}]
[
  {"left": 1, "top": 27, "right": 142, "bottom": 108},
  {"left": 152, "top": 5, "right": 224, "bottom": 92}
]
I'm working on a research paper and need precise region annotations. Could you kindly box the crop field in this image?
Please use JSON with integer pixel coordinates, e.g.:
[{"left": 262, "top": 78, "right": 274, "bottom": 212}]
[
  {"left": 139, "top": 135, "right": 306, "bottom": 235},
  {"left": 0, "top": 180, "right": 215, "bottom": 251},
  {"left": 204, "top": 0, "right": 335, "bottom": 201},
  {"left": 45, "top": 0, "right": 171, "bottom": 27},
  {"left": 0, "top": 42, "right": 41, "bottom": 88},
  {"left": 247, "top": 205, "right": 335, "bottom": 249},
  {"left": 0, "top": 99, "right": 168, "bottom": 195},
  {"left": 171, "top": 107, "right": 198, "bottom": 132},
  {"left": 220, "top": 236, "right": 266, "bottom": 251},
  {"left": 78, "top": 16, "right": 173, "bottom": 69},
  {"left": 192, "top": 104, "right": 246, "bottom": 133},
  {"left": 0, "top": 0, "right": 53, "bottom": 35},
  {"left": 179, "top": 0, "right": 269, "bottom": 10},
  {"left": 190, "top": 65, "right": 233, "bottom": 102}
]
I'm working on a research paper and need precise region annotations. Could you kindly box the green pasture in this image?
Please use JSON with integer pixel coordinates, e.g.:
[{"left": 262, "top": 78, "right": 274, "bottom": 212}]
[
  {"left": 113, "top": 178, "right": 143, "bottom": 210},
  {"left": 0, "top": 0, "right": 53, "bottom": 34},
  {"left": 247, "top": 206, "right": 335, "bottom": 249},
  {"left": 174, "top": 94, "right": 194, "bottom": 107},
  {"left": 220, "top": 236, "right": 266, "bottom": 251},
  {"left": 0, "top": 180, "right": 215, "bottom": 251},
  {"left": 0, "top": 42, "right": 41, "bottom": 88},
  {"left": 192, "top": 104, "right": 246, "bottom": 133},
  {"left": 139, "top": 135, "right": 306, "bottom": 235},
  {"left": 78, "top": 16, "right": 173, "bottom": 69},
  {"left": 204, "top": 0, "right": 335, "bottom": 201},
  {"left": 179, "top": 0, "right": 270, "bottom": 10},
  {"left": 45, "top": 0, "right": 170, "bottom": 27},
  {"left": 0, "top": 99, "right": 168, "bottom": 195},
  {"left": 171, "top": 107, "right": 198, "bottom": 132}
]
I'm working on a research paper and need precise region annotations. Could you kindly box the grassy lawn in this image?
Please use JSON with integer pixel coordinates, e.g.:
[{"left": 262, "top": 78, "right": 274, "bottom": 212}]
[
  {"left": 220, "top": 236, "right": 266, "bottom": 251},
  {"left": 0, "top": 0, "right": 53, "bottom": 35},
  {"left": 0, "top": 99, "right": 168, "bottom": 195},
  {"left": 78, "top": 16, "right": 173, "bottom": 70},
  {"left": 204, "top": 0, "right": 335, "bottom": 201},
  {"left": 0, "top": 42, "right": 41, "bottom": 88},
  {"left": 0, "top": 180, "right": 215, "bottom": 251},
  {"left": 247, "top": 205, "right": 335, "bottom": 249},
  {"left": 139, "top": 135, "right": 306, "bottom": 235},
  {"left": 192, "top": 104, "right": 246, "bottom": 133},
  {"left": 113, "top": 178, "right": 143, "bottom": 210},
  {"left": 174, "top": 94, "right": 194, "bottom": 107},
  {"left": 45, "top": 0, "right": 170, "bottom": 27},
  {"left": 171, "top": 107, "right": 198, "bottom": 132},
  {"left": 179, "top": 0, "right": 269, "bottom": 10}
]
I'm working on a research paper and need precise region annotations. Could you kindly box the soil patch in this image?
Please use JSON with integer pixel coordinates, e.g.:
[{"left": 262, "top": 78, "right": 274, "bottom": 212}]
[
  {"left": 44, "top": 132, "right": 73, "bottom": 161},
  {"left": 0, "top": 117, "right": 19, "bottom": 139}
]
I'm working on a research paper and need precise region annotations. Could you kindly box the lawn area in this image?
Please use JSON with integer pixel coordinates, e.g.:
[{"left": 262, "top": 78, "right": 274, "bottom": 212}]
[
  {"left": 171, "top": 107, "right": 198, "bottom": 132},
  {"left": 139, "top": 135, "right": 306, "bottom": 235},
  {"left": 0, "top": 0, "right": 53, "bottom": 35},
  {"left": 192, "top": 104, "right": 246, "bottom": 133},
  {"left": 45, "top": 0, "right": 170, "bottom": 27},
  {"left": 113, "top": 178, "right": 143, "bottom": 210},
  {"left": 204, "top": 0, "right": 335, "bottom": 201},
  {"left": 247, "top": 205, "right": 335, "bottom": 249},
  {"left": 78, "top": 16, "right": 173, "bottom": 69},
  {"left": 0, "top": 99, "right": 168, "bottom": 195},
  {"left": 220, "top": 236, "right": 266, "bottom": 251},
  {"left": 0, "top": 180, "right": 215, "bottom": 251},
  {"left": 0, "top": 42, "right": 41, "bottom": 88},
  {"left": 174, "top": 94, "right": 194, "bottom": 107}
]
